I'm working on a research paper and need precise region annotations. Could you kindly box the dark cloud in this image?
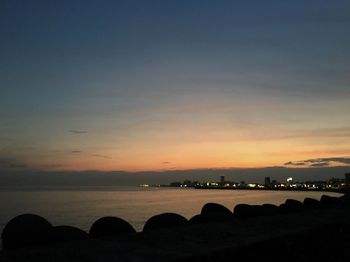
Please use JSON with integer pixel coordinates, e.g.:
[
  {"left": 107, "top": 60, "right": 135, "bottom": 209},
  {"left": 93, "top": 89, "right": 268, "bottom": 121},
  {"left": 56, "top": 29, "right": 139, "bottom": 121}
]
[
  {"left": 69, "top": 130, "right": 88, "bottom": 134},
  {"left": 284, "top": 161, "right": 305, "bottom": 166},
  {"left": 285, "top": 157, "right": 350, "bottom": 167},
  {"left": 310, "top": 162, "right": 330, "bottom": 167},
  {"left": 317, "top": 158, "right": 350, "bottom": 164},
  {"left": 162, "top": 161, "right": 171, "bottom": 164},
  {"left": 264, "top": 166, "right": 287, "bottom": 169},
  {"left": 71, "top": 150, "right": 82, "bottom": 154},
  {"left": 91, "top": 154, "right": 112, "bottom": 159},
  {"left": 0, "top": 157, "right": 28, "bottom": 170},
  {"left": 36, "top": 163, "right": 64, "bottom": 170}
]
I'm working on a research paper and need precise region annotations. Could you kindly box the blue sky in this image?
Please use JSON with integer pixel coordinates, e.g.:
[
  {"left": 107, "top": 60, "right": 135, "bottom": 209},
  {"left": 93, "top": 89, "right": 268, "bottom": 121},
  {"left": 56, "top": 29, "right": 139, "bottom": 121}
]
[{"left": 1, "top": 0, "right": 350, "bottom": 172}]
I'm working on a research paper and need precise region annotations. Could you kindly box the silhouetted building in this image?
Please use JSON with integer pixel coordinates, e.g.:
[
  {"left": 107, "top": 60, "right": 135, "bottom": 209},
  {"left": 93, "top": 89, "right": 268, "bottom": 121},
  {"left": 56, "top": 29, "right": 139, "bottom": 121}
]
[
  {"left": 220, "top": 176, "right": 225, "bottom": 183},
  {"left": 345, "top": 173, "right": 350, "bottom": 184},
  {"left": 264, "top": 177, "right": 271, "bottom": 187},
  {"left": 170, "top": 182, "right": 182, "bottom": 187},
  {"left": 183, "top": 180, "right": 192, "bottom": 186}
]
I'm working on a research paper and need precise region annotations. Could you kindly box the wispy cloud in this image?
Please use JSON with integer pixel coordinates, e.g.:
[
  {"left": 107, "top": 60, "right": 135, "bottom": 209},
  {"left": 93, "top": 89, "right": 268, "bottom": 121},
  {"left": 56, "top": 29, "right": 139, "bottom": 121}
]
[
  {"left": 91, "top": 154, "right": 112, "bottom": 159},
  {"left": 69, "top": 130, "right": 88, "bottom": 134},
  {"left": 285, "top": 157, "right": 350, "bottom": 167},
  {"left": 286, "top": 127, "right": 350, "bottom": 139},
  {"left": 37, "top": 163, "right": 64, "bottom": 169},
  {"left": 310, "top": 162, "right": 330, "bottom": 167},
  {"left": 71, "top": 150, "right": 82, "bottom": 154},
  {"left": 284, "top": 161, "right": 305, "bottom": 166},
  {"left": 0, "top": 157, "right": 28, "bottom": 170}
]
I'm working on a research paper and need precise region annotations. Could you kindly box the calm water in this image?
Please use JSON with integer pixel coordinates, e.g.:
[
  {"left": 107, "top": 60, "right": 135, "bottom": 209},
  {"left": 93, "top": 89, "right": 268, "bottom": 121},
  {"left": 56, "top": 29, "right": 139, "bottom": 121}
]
[{"left": 0, "top": 186, "right": 342, "bottom": 247}]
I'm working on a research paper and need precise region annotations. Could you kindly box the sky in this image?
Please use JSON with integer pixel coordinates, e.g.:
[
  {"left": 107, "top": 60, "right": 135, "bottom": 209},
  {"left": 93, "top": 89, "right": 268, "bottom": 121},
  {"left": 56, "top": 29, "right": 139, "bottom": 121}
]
[{"left": 1, "top": 0, "right": 350, "bottom": 175}]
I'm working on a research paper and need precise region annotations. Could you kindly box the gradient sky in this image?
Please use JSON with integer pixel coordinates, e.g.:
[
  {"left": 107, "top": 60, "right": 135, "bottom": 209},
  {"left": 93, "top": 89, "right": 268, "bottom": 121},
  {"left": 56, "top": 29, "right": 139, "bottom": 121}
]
[{"left": 1, "top": 0, "right": 350, "bottom": 172}]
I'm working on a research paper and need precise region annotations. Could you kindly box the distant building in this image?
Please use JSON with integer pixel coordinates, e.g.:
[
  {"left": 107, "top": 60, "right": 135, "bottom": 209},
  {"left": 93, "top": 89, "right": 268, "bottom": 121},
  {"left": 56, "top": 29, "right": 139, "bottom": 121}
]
[
  {"left": 220, "top": 176, "right": 225, "bottom": 183},
  {"left": 264, "top": 177, "right": 271, "bottom": 187},
  {"left": 183, "top": 180, "right": 192, "bottom": 186},
  {"left": 170, "top": 182, "right": 182, "bottom": 187},
  {"left": 287, "top": 177, "right": 293, "bottom": 184},
  {"left": 345, "top": 173, "right": 350, "bottom": 184}
]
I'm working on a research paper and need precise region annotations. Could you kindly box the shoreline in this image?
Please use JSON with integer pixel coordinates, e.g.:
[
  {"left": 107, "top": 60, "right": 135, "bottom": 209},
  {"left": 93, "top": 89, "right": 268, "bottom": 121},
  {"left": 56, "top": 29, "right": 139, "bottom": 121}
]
[
  {"left": 156, "top": 184, "right": 348, "bottom": 194},
  {"left": 193, "top": 185, "right": 348, "bottom": 194}
]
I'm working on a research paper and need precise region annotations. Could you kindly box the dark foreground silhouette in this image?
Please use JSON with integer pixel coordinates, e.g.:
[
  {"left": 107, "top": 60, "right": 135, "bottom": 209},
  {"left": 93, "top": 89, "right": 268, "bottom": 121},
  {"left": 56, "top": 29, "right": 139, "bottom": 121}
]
[
  {"left": 1, "top": 214, "right": 52, "bottom": 249},
  {"left": 1, "top": 194, "right": 350, "bottom": 261},
  {"left": 89, "top": 216, "right": 136, "bottom": 238},
  {"left": 143, "top": 212, "right": 188, "bottom": 232}
]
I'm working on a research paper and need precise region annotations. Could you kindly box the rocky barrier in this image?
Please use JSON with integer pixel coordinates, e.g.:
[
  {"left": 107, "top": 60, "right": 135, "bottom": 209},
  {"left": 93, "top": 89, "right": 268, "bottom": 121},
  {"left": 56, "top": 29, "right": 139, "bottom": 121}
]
[{"left": 1, "top": 194, "right": 350, "bottom": 261}]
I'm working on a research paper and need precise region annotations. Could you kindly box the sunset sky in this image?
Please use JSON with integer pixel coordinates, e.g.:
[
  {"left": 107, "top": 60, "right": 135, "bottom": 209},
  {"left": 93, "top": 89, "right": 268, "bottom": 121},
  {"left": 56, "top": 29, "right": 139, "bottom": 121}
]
[{"left": 1, "top": 1, "right": 350, "bottom": 172}]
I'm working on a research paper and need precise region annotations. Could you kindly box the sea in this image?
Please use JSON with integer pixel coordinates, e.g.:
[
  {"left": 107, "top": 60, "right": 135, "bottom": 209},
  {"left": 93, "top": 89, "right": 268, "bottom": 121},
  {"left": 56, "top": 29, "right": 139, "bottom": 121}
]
[{"left": 0, "top": 186, "right": 342, "bottom": 248}]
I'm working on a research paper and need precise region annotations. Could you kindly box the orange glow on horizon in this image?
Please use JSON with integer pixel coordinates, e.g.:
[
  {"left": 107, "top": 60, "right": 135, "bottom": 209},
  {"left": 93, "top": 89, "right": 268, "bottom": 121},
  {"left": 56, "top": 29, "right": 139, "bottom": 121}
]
[{"left": 29, "top": 138, "right": 350, "bottom": 172}]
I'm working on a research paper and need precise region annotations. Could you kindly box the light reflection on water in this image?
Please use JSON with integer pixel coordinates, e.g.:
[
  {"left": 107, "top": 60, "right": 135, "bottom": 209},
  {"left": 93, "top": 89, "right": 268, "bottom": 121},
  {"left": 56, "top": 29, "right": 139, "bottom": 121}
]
[{"left": 0, "top": 186, "right": 342, "bottom": 234}]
